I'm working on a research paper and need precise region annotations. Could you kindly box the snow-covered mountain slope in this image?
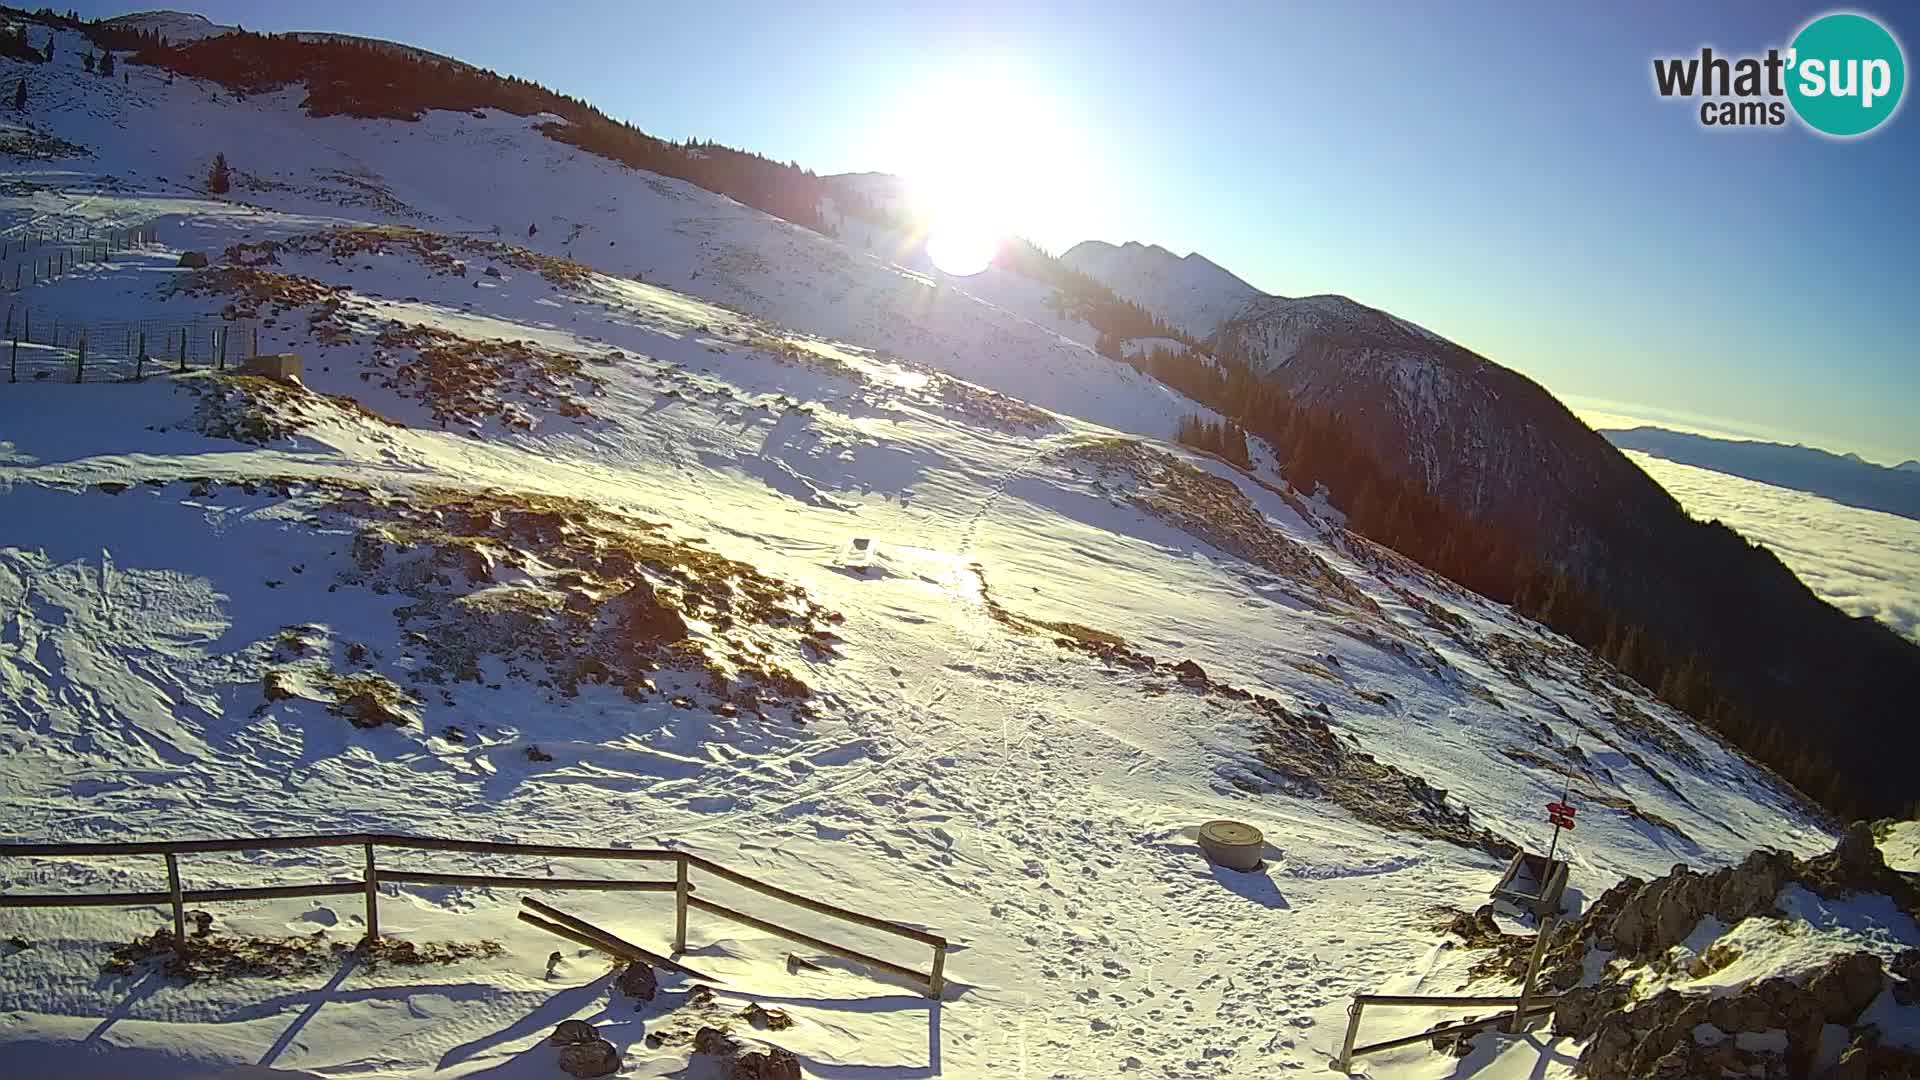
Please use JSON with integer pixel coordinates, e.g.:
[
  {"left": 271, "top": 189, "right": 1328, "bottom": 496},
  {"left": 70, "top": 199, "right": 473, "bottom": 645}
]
[
  {"left": 0, "top": 23, "right": 1849, "bottom": 1079},
  {"left": 1060, "top": 238, "right": 1261, "bottom": 339},
  {"left": 98, "top": 10, "right": 235, "bottom": 43}
]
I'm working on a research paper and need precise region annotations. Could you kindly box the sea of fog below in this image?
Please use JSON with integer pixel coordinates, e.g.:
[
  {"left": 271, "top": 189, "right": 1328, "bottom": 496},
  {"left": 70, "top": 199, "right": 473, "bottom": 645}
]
[{"left": 1623, "top": 450, "right": 1920, "bottom": 644}]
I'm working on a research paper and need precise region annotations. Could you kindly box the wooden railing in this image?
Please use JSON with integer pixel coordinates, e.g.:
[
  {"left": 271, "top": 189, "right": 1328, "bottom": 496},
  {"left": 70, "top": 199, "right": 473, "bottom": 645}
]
[
  {"left": 1334, "top": 916, "right": 1560, "bottom": 1071},
  {"left": 0, "top": 833, "right": 948, "bottom": 997}
]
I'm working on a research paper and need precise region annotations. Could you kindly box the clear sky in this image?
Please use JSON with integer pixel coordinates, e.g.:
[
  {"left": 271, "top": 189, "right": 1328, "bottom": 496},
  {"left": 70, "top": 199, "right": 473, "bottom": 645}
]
[{"left": 76, "top": 1, "right": 1920, "bottom": 463}]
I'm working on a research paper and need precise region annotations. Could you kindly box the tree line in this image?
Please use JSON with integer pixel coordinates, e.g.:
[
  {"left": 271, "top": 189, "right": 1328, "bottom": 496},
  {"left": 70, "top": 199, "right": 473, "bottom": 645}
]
[
  {"left": 1124, "top": 336, "right": 1910, "bottom": 819},
  {"left": 109, "top": 29, "right": 829, "bottom": 232}
]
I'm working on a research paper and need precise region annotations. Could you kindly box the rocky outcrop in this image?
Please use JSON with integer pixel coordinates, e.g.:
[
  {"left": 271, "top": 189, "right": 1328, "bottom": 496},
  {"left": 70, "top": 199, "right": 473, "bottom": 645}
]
[
  {"left": 1604, "top": 848, "right": 1796, "bottom": 959},
  {"left": 1483, "top": 829, "right": 1920, "bottom": 1079},
  {"left": 550, "top": 1020, "right": 619, "bottom": 1078},
  {"left": 616, "top": 959, "right": 657, "bottom": 1002}
]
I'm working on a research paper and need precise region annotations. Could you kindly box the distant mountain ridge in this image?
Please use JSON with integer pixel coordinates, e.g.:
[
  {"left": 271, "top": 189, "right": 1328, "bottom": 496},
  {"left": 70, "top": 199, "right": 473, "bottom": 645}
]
[
  {"left": 1059, "top": 239, "right": 1259, "bottom": 338},
  {"left": 1064, "top": 232, "right": 1920, "bottom": 819},
  {"left": 1604, "top": 427, "right": 1920, "bottom": 523}
]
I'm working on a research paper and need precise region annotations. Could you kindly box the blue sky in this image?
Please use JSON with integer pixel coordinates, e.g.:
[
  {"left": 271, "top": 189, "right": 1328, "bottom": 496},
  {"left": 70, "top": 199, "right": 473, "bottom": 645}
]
[{"left": 78, "top": 1, "right": 1920, "bottom": 462}]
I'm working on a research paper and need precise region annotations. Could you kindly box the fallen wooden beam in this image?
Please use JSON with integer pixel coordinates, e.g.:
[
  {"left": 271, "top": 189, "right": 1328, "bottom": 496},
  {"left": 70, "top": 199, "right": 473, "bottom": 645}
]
[
  {"left": 519, "top": 895, "right": 712, "bottom": 981},
  {"left": 519, "top": 911, "right": 638, "bottom": 962}
]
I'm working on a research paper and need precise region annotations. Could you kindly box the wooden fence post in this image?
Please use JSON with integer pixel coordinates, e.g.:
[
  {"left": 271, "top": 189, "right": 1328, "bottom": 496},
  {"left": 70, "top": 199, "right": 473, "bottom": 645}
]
[
  {"left": 136, "top": 331, "right": 145, "bottom": 380},
  {"left": 252, "top": 325, "right": 259, "bottom": 357},
  {"left": 165, "top": 852, "right": 186, "bottom": 942},
  {"left": 674, "top": 855, "right": 689, "bottom": 952},
  {"left": 929, "top": 942, "right": 947, "bottom": 997},
  {"left": 177, "top": 330, "right": 186, "bottom": 373},
  {"left": 74, "top": 334, "right": 85, "bottom": 383},
  {"left": 1511, "top": 917, "right": 1557, "bottom": 1033},
  {"left": 1336, "top": 997, "right": 1364, "bottom": 1072},
  {"left": 9, "top": 336, "right": 16, "bottom": 383},
  {"left": 218, "top": 326, "right": 228, "bottom": 370},
  {"left": 363, "top": 842, "right": 380, "bottom": 943}
]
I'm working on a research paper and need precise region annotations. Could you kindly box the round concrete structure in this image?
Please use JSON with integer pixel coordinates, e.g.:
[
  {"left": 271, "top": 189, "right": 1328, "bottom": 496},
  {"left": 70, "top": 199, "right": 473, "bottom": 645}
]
[{"left": 1198, "top": 819, "right": 1264, "bottom": 871}]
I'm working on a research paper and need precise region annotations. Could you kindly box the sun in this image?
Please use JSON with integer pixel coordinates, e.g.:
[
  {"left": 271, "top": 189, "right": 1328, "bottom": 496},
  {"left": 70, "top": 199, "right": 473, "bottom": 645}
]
[{"left": 880, "top": 73, "right": 1074, "bottom": 277}]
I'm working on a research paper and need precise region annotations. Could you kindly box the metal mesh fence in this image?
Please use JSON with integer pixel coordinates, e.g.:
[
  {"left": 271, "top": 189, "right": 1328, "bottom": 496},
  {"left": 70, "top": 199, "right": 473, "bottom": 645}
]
[
  {"left": 0, "top": 224, "right": 161, "bottom": 292},
  {"left": 3, "top": 305, "right": 261, "bottom": 384}
]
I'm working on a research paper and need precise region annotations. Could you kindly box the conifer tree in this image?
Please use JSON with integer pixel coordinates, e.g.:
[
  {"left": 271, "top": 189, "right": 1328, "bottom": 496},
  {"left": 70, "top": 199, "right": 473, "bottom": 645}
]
[
  {"left": 98, "top": 50, "right": 114, "bottom": 76},
  {"left": 13, "top": 78, "right": 25, "bottom": 112},
  {"left": 208, "top": 152, "right": 231, "bottom": 194}
]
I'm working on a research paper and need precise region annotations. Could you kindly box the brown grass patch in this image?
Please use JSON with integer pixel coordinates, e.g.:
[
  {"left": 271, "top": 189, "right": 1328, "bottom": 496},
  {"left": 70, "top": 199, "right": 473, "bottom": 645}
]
[
  {"left": 228, "top": 225, "right": 595, "bottom": 289},
  {"left": 340, "top": 488, "right": 839, "bottom": 723},
  {"left": 370, "top": 323, "right": 601, "bottom": 430},
  {"left": 1066, "top": 439, "right": 1380, "bottom": 613},
  {"left": 185, "top": 372, "right": 401, "bottom": 444},
  {"left": 104, "top": 929, "right": 502, "bottom": 981}
]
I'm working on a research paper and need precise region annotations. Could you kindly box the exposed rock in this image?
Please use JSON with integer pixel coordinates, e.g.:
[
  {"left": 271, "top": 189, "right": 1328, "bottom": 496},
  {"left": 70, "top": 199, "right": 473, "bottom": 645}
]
[
  {"left": 740, "top": 1002, "right": 793, "bottom": 1031},
  {"left": 262, "top": 671, "right": 294, "bottom": 702},
  {"left": 1893, "top": 948, "right": 1920, "bottom": 1006},
  {"left": 557, "top": 1037, "right": 620, "bottom": 1078},
  {"left": 178, "top": 251, "right": 210, "bottom": 268},
  {"left": 1820, "top": 1027, "right": 1920, "bottom": 1080},
  {"left": 1806, "top": 952, "right": 1884, "bottom": 1024},
  {"left": 1550, "top": 982, "right": 1631, "bottom": 1040},
  {"left": 524, "top": 744, "right": 554, "bottom": 762},
  {"left": 1172, "top": 658, "right": 1208, "bottom": 686},
  {"left": 1605, "top": 848, "right": 1795, "bottom": 960},
  {"left": 549, "top": 1019, "right": 598, "bottom": 1045},
  {"left": 337, "top": 689, "right": 406, "bottom": 728},
  {"left": 730, "top": 1047, "right": 802, "bottom": 1080},
  {"left": 693, "top": 1025, "right": 738, "bottom": 1058},
  {"left": 616, "top": 960, "right": 657, "bottom": 1001}
]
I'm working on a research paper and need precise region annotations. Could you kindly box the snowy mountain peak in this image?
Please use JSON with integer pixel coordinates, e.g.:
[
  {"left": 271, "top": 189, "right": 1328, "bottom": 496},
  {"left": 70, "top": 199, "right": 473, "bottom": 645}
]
[{"left": 1060, "top": 238, "right": 1261, "bottom": 337}]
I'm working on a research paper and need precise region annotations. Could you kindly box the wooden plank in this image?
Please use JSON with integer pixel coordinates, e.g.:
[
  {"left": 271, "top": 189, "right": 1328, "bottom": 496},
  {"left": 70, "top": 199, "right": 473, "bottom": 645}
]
[
  {"left": 0, "top": 889, "right": 173, "bottom": 908},
  {"left": 689, "top": 896, "right": 931, "bottom": 991},
  {"left": 382, "top": 872, "right": 678, "bottom": 892},
  {"left": 1352, "top": 994, "right": 1559, "bottom": 1007},
  {"left": 519, "top": 896, "right": 712, "bottom": 981},
  {"left": 1350, "top": 1004, "right": 1557, "bottom": 1059},
  {"left": 363, "top": 843, "right": 379, "bottom": 943},
  {"left": 0, "top": 835, "right": 371, "bottom": 858},
  {"left": 165, "top": 853, "right": 185, "bottom": 940},
  {"left": 684, "top": 854, "right": 945, "bottom": 947},
  {"left": 182, "top": 882, "right": 364, "bottom": 903},
  {"left": 366, "top": 835, "right": 678, "bottom": 863},
  {"left": 519, "top": 911, "right": 644, "bottom": 963},
  {"left": 673, "top": 856, "right": 689, "bottom": 953}
]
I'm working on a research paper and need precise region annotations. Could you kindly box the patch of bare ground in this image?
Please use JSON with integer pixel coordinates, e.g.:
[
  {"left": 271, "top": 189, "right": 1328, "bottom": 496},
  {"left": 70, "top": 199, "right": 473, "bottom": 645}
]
[
  {"left": 104, "top": 929, "right": 502, "bottom": 981},
  {"left": 970, "top": 563, "right": 1515, "bottom": 857},
  {"left": 1065, "top": 438, "right": 1380, "bottom": 613},
  {"left": 370, "top": 323, "right": 603, "bottom": 430},
  {"left": 1497, "top": 745, "right": 1694, "bottom": 844},
  {"left": 1481, "top": 632, "right": 1704, "bottom": 770},
  {"left": 0, "top": 128, "right": 88, "bottom": 159},
  {"left": 184, "top": 372, "right": 401, "bottom": 444},
  {"left": 340, "top": 488, "right": 842, "bottom": 724},
  {"left": 930, "top": 375, "right": 1055, "bottom": 432},
  {"left": 172, "top": 265, "right": 352, "bottom": 326},
  {"left": 227, "top": 225, "right": 595, "bottom": 289}
]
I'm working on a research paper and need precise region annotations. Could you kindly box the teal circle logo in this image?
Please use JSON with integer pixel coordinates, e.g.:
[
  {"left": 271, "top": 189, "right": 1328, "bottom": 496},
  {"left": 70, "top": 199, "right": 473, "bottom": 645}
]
[{"left": 1787, "top": 13, "right": 1906, "bottom": 136}]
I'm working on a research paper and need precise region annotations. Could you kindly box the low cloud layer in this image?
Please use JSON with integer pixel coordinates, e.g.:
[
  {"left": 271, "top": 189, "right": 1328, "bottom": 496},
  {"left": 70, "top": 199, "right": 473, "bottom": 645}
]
[{"left": 1624, "top": 451, "right": 1920, "bottom": 643}]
